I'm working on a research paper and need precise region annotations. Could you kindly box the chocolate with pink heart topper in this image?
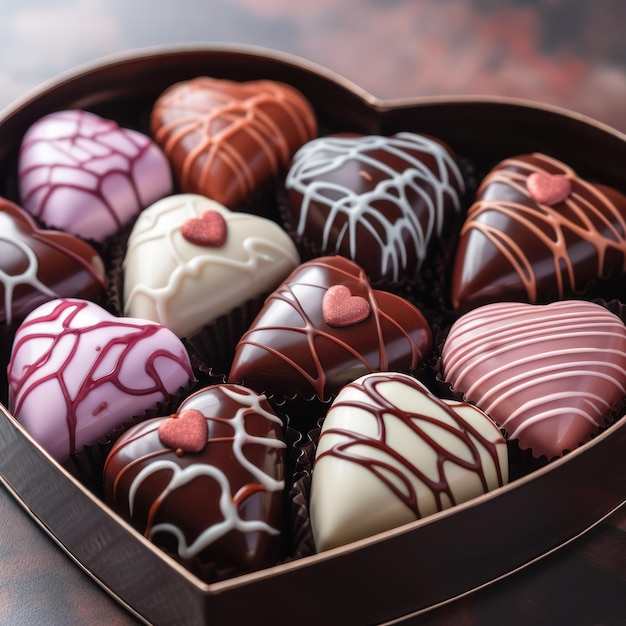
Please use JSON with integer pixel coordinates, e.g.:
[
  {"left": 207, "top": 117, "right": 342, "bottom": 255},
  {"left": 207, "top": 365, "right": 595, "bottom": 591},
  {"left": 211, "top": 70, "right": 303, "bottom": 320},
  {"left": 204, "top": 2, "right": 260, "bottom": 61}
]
[{"left": 450, "top": 152, "right": 626, "bottom": 312}]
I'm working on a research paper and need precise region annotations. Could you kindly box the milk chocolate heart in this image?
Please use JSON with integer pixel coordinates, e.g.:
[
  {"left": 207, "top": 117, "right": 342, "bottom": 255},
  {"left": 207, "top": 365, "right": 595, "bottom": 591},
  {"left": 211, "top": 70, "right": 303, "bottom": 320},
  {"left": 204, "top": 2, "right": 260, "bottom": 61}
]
[
  {"left": 18, "top": 110, "right": 173, "bottom": 242},
  {"left": 310, "top": 372, "right": 508, "bottom": 551},
  {"left": 441, "top": 300, "right": 626, "bottom": 460},
  {"left": 0, "top": 197, "right": 106, "bottom": 324},
  {"left": 158, "top": 409, "right": 208, "bottom": 454},
  {"left": 283, "top": 132, "right": 466, "bottom": 284},
  {"left": 228, "top": 256, "right": 433, "bottom": 403},
  {"left": 8, "top": 298, "right": 194, "bottom": 462},
  {"left": 150, "top": 77, "right": 318, "bottom": 208},
  {"left": 123, "top": 194, "right": 300, "bottom": 339},
  {"left": 450, "top": 153, "right": 626, "bottom": 312}
]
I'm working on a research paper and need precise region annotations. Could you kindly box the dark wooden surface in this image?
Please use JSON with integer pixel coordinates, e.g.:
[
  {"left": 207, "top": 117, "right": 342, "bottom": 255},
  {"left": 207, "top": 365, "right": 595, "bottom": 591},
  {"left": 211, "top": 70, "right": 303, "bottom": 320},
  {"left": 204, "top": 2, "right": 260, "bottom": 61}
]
[{"left": 1, "top": 1, "right": 625, "bottom": 624}]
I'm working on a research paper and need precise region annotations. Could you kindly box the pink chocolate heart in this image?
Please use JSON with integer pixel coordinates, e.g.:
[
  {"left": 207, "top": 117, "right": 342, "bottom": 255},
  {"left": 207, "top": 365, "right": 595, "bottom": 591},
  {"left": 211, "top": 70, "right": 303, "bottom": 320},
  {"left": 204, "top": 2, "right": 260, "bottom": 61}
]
[
  {"left": 322, "top": 284, "right": 371, "bottom": 326},
  {"left": 526, "top": 172, "right": 572, "bottom": 205},
  {"left": 158, "top": 408, "right": 208, "bottom": 454},
  {"left": 18, "top": 110, "right": 173, "bottom": 242},
  {"left": 7, "top": 298, "right": 193, "bottom": 462},
  {"left": 181, "top": 210, "right": 227, "bottom": 247}
]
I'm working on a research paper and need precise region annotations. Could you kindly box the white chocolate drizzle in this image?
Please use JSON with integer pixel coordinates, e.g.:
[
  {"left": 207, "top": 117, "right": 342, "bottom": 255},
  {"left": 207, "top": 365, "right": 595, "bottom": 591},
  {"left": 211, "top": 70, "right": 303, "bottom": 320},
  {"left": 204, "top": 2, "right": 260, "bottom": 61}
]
[{"left": 285, "top": 132, "right": 465, "bottom": 281}]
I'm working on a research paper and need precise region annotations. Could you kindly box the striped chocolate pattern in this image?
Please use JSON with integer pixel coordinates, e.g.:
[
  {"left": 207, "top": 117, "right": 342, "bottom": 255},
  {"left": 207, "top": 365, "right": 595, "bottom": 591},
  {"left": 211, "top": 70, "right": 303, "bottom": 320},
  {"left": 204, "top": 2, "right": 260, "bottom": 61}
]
[{"left": 441, "top": 300, "right": 626, "bottom": 459}]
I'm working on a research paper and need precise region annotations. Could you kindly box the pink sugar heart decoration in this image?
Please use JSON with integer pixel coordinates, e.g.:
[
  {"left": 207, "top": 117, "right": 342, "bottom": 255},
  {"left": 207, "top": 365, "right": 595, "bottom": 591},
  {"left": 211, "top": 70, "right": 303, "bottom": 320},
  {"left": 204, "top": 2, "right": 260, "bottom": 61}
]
[
  {"left": 322, "top": 284, "right": 371, "bottom": 327},
  {"left": 181, "top": 210, "right": 228, "bottom": 247},
  {"left": 158, "top": 408, "right": 208, "bottom": 454},
  {"left": 527, "top": 172, "right": 572, "bottom": 206}
]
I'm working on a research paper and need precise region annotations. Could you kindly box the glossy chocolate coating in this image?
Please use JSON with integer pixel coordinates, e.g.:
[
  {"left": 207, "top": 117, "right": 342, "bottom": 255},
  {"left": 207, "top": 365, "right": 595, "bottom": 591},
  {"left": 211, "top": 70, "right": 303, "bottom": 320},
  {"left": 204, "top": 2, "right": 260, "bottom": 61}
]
[
  {"left": 310, "top": 372, "right": 508, "bottom": 551},
  {"left": 441, "top": 300, "right": 626, "bottom": 460},
  {"left": 18, "top": 110, "right": 173, "bottom": 242},
  {"left": 103, "top": 384, "right": 286, "bottom": 580},
  {"left": 8, "top": 298, "right": 194, "bottom": 461},
  {"left": 451, "top": 153, "right": 626, "bottom": 312},
  {"left": 228, "top": 255, "right": 433, "bottom": 402},
  {"left": 150, "top": 77, "right": 318, "bottom": 208},
  {"left": 284, "top": 132, "right": 465, "bottom": 284},
  {"left": 0, "top": 197, "right": 106, "bottom": 325}
]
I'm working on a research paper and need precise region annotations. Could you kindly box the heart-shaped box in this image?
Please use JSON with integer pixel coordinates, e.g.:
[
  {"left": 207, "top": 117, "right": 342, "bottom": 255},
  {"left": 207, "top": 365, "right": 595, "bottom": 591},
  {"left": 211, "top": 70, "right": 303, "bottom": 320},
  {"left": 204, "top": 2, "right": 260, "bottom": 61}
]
[{"left": 0, "top": 45, "right": 624, "bottom": 626}]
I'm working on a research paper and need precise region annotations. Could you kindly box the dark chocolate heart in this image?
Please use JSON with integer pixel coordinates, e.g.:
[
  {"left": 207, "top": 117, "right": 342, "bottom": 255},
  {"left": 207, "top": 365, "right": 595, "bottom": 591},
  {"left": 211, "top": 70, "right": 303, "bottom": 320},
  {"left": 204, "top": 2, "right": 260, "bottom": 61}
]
[
  {"left": 450, "top": 152, "right": 626, "bottom": 312},
  {"left": 150, "top": 77, "right": 318, "bottom": 208},
  {"left": 0, "top": 197, "right": 106, "bottom": 325},
  {"left": 283, "top": 132, "right": 466, "bottom": 284},
  {"left": 228, "top": 255, "right": 433, "bottom": 402}
]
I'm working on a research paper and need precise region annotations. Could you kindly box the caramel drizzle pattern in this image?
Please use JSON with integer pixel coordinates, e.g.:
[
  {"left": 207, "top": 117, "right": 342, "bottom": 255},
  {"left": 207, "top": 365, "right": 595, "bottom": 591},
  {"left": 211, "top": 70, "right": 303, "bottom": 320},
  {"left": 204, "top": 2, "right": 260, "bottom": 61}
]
[
  {"left": 19, "top": 111, "right": 149, "bottom": 229},
  {"left": 9, "top": 299, "right": 193, "bottom": 455},
  {"left": 315, "top": 374, "right": 506, "bottom": 517},
  {"left": 462, "top": 154, "right": 626, "bottom": 301},
  {"left": 442, "top": 301, "right": 626, "bottom": 440},
  {"left": 235, "top": 258, "right": 424, "bottom": 397},
  {"left": 104, "top": 386, "right": 285, "bottom": 558},
  {"left": 153, "top": 80, "right": 315, "bottom": 201}
]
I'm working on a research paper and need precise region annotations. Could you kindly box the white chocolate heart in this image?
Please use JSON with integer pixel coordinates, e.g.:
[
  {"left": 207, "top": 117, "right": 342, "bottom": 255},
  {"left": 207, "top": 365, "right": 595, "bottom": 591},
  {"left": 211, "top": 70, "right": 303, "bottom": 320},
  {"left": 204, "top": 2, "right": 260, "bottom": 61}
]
[
  {"left": 123, "top": 194, "right": 300, "bottom": 338},
  {"left": 309, "top": 372, "right": 508, "bottom": 552}
]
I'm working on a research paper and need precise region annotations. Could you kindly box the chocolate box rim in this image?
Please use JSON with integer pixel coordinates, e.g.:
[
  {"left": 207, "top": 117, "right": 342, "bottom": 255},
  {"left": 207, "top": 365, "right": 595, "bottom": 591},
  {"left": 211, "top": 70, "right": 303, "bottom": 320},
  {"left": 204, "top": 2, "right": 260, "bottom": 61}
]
[{"left": 0, "top": 43, "right": 625, "bottom": 625}]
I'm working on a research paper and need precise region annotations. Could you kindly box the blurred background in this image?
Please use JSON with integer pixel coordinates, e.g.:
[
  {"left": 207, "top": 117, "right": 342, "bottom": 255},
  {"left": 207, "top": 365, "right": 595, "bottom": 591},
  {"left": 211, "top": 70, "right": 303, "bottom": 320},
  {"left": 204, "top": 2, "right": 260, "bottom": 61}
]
[
  {"left": 1, "top": 0, "right": 626, "bottom": 131},
  {"left": 1, "top": 2, "right": 625, "bottom": 624}
]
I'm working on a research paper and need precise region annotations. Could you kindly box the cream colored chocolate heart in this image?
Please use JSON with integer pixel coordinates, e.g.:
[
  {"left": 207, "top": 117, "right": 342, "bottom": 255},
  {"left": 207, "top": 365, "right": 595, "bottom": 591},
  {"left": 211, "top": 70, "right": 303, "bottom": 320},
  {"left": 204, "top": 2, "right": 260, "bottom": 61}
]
[
  {"left": 309, "top": 372, "right": 508, "bottom": 552},
  {"left": 123, "top": 194, "right": 300, "bottom": 338},
  {"left": 441, "top": 300, "right": 626, "bottom": 460}
]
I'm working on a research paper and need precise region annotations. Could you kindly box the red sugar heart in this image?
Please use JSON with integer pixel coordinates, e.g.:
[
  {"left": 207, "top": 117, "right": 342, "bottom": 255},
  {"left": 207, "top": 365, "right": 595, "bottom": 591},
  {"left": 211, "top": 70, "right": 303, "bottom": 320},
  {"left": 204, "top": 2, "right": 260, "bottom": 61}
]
[
  {"left": 181, "top": 210, "right": 227, "bottom": 247},
  {"left": 527, "top": 172, "right": 572, "bottom": 206},
  {"left": 158, "top": 408, "right": 208, "bottom": 454},
  {"left": 322, "top": 284, "right": 371, "bottom": 327}
]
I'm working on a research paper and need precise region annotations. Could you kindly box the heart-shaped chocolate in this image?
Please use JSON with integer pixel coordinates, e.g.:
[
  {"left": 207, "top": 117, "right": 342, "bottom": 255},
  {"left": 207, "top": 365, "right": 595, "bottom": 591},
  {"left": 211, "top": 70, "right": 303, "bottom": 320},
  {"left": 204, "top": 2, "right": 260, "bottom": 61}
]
[
  {"left": 310, "top": 372, "right": 508, "bottom": 551},
  {"left": 8, "top": 298, "right": 194, "bottom": 462},
  {"left": 0, "top": 197, "right": 106, "bottom": 325},
  {"left": 322, "top": 284, "right": 371, "bottom": 326},
  {"left": 104, "top": 384, "right": 286, "bottom": 577},
  {"left": 181, "top": 210, "right": 227, "bottom": 247},
  {"left": 18, "top": 110, "right": 173, "bottom": 242},
  {"left": 283, "top": 132, "right": 466, "bottom": 284},
  {"left": 150, "top": 77, "right": 318, "bottom": 208},
  {"left": 441, "top": 300, "right": 626, "bottom": 460},
  {"left": 526, "top": 172, "right": 572, "bottom": 205},
  {"left": 123, "top": 194, "right": 300, "bottom": 339},
  {"left": 158, "top": 409, "right": 208, "bottom": 454},
  {"left": 228, "top": 255, "right": 433, "bottom": 403},
  {"left": 450, "top": 153, "right": 626, "bottom": 312}
]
